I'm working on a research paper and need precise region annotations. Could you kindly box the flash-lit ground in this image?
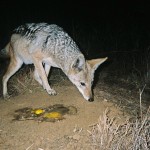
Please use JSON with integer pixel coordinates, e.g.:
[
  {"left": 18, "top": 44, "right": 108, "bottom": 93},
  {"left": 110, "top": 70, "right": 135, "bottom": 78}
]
[
  {"left": 0, "top": 63, "right": 150, "bottom": 149},
  {"left": 0, "top": 83, "right": 126, "bottom": 150}
]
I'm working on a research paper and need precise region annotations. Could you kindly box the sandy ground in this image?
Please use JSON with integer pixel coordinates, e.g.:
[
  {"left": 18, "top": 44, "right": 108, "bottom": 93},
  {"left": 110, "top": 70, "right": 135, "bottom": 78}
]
[{"left": 0, "top": 84, "right": 126, "bottom": 150}]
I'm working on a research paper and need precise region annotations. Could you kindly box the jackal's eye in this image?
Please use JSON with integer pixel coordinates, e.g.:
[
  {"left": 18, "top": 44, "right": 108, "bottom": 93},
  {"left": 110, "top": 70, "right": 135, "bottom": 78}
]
[{"left": 80, "top": 82, "right": 86, "bottom": 86}]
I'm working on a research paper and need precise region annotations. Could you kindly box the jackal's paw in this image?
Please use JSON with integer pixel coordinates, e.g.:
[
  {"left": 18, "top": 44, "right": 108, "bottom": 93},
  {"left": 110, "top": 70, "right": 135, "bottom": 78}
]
[
  {"left": 3, "top": 94, "right": 10, "bottom": 100},
  {"left": 47, "top": 89, "right": 57, "bottom": 95}
]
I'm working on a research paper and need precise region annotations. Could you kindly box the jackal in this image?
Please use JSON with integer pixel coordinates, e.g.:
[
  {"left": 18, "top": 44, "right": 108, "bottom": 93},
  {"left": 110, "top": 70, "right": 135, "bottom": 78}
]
[{"left": 1, "top": 23, "right": 107, "bottom": 101}]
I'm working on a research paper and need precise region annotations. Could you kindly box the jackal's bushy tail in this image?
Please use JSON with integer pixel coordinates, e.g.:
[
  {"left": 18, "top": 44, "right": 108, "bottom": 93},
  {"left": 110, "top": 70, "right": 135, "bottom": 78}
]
[{"left": 0, "top": 43, "right": 10, "bottom": 58}]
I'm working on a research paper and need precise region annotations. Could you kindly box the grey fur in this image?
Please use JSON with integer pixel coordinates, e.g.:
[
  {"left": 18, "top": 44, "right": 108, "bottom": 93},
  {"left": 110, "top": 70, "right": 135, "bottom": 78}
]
[{"left": 14, "top": 23, "right": 82, "bottom": 72}]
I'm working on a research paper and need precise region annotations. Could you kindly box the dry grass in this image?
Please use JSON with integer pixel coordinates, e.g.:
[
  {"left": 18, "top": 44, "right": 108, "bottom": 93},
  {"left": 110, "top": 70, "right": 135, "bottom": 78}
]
[
  {"left": 7, "top": 66, "right": 69, "bottom": 97},
  {"left": 88, "top": 108, "right": 150, "bottom": 150},
  {"left": 8, "top": 66, "right": 37, "bottom": 96}
]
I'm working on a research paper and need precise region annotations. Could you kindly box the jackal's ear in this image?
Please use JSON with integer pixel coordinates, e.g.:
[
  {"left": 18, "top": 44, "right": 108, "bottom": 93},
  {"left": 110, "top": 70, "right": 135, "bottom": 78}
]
[
  {"left": 87, "top": 57, "right": 108, "bottom": 71},
  {"left": 72, "top": 55, "right": 85, "bottom": 72}
]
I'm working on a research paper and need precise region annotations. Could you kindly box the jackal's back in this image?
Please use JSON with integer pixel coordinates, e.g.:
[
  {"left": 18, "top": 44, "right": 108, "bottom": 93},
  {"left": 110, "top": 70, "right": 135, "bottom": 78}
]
[
  {"left": 14, "top": 23, "right": 80, "bottom": 54},
  {"left": 13, "top": 23, "right": 82, "bottom": 69}
]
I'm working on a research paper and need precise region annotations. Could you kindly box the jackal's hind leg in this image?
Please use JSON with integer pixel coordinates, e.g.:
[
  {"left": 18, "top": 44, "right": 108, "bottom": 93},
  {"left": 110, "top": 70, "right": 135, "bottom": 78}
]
[
  {"left": 3, "top": 57, "right": 23, "bottom": 99},
  {"left": 44, "top": 63, "right": 51, "bottom": 77},
  {"left": 33, "top": 69, "right": 43, "bottom": 86},
  {"left": 33, "top": 64, "right": 51, "bottom": 89},
  {"left": 33, "top": 59, "right": 56, "bottom": 95}
]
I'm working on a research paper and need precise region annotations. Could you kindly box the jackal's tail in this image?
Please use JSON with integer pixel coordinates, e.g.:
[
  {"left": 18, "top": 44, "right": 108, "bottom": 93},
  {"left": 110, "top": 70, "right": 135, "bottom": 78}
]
[{"left": 0, "top": 43, "right": 10, "bottom": 58}]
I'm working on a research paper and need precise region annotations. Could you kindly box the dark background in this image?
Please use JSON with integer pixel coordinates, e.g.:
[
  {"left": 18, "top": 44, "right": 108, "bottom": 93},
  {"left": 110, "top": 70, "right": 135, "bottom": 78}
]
[
  {"left": 0, "top": 0, "right": 150, "bottom": 84},
  {"left": 0, "top": 0, "right": 150, "bottom": 50}
]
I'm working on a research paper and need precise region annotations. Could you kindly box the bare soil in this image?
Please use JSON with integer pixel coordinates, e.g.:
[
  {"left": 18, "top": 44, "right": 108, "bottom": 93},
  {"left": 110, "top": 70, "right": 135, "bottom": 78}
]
[
  {"left": 0, "top": 82, "right": 126, "bottom": 150},
  {"left": 0, "top": 65, "right": 149, "bottom": 150}
]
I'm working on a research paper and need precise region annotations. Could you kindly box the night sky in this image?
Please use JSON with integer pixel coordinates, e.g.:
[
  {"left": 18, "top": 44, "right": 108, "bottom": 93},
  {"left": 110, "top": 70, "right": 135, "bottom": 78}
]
[{"left": 0, "top": 0, "right": 150, "bottom": 54}]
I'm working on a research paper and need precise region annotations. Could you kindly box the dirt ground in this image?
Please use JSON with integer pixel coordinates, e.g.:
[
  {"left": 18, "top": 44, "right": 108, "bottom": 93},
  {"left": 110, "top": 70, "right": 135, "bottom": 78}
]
[{"left": 0, "top": 81, "right": 127, "bottom": 150}]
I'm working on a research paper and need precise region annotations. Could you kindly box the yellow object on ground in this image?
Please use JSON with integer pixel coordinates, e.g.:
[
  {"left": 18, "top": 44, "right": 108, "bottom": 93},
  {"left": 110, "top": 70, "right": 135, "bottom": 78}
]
[
  {"left": 34, "top": 109, "right": 44, "bottom": 115},
  {"left": 44, "top": 112, "right": 62, "bottom": 119}
]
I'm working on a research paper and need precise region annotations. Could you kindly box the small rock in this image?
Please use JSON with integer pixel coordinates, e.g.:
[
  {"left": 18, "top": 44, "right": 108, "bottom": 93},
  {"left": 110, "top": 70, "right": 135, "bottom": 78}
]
[
  {"left": 104, "top": 98, "right": 108, "bottom": 102},
  {"left": 72, "top": 134, "right": 80, "bottom": 141}
]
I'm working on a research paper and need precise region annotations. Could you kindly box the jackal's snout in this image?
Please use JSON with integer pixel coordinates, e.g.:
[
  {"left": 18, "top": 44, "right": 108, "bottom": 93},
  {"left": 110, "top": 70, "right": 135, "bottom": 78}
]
[{"left": 81, "top": 88, "right": 94, "bottom": 102}]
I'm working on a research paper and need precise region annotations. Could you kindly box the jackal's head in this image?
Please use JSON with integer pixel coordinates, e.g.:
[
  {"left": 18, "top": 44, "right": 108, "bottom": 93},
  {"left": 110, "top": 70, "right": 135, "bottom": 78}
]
[{"left": 67, "top": 55, "right": 107, "bottom": 102}]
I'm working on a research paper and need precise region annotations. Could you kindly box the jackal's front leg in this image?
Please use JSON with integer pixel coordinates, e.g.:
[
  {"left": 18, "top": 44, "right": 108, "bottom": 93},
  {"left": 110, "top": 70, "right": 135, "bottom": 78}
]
[{"left": 32, "top": 58, "right": 56, "bottom": 95}]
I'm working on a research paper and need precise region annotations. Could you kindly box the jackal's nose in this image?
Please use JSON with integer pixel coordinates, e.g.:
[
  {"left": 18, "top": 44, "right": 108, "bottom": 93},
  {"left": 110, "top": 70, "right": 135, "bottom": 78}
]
[{"left": 88, "top": 97, "right": 94, "bottom": 102}]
